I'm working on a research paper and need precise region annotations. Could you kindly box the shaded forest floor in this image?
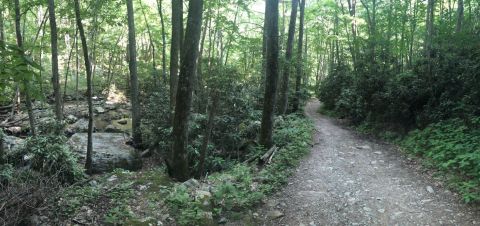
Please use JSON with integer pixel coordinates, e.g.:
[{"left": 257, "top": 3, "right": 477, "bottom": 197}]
[{"left": 237, "top": 99, "right": 480, "bottom": 225}]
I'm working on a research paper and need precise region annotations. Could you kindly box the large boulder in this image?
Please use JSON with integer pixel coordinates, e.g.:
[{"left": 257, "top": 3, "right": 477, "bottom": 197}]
[
  {"left": 67, "top": 118, "right": 95, "bottom": 133},
  {"left": 68, "top": 133, "right": 142, "bottom": 173},
  {"left": 2, "top": 135, "right": 25, "bottom": 154}
]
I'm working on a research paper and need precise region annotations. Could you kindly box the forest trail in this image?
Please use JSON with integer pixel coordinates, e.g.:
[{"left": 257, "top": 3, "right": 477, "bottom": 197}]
[{"left": 257, "top": 99, "right": 480, "bottom": 226}]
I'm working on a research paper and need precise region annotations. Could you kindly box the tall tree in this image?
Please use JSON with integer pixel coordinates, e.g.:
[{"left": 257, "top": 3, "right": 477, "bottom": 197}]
[
  {"left": 14, "top": 0, "right": 36, "bottom": 136},
  {"left": 259, "top": 0, "right": 280, "bottom": 148},
  {"left": 456, "top": 0, "right": 464, "bottom": 32},
  {"left": 425, "top": 0, "right": 435, "bottom": 76},
  {"left": 126, "top": 0, "right": 142, "bottom": 146},
  {"left": 156, "top": 0, "right": 167, "bottom": 83},
  {"left": 74, "top": 0, "right": 94, "bottom": 173},
  {"left": 169, "top": 0, "right": 204, "bottom": 181},
  {"left": 278, "top": 0, "right": 298, "bottom": 115},
  {"left": 0, "top": 5, "right": 4, "bottom": 46},
  {"left": 292, "top": 0, "right": 305, "bottom": 112},
  {"left": 170, "top": 0, "right": 183, "bottom": 112},
  {"left": 48, "top": 0, "right": 62, "bottom": 121}
]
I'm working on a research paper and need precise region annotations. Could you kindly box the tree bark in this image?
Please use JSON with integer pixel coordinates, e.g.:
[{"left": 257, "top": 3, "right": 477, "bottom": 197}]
[
  {"left": 169, "top": 0, "right": 204, "bottom": 181},
  {"left": 74, "top": 0, "right": 94, "bottom": 174},
  {"left": 425, "top": 0, "right": 435, "bottom": 76},
  {"left": 63, "top": 28, "right": 77, "bottom": 106},
  {"left": 48, "top": 0, "right": 63, "bottom": 121},
  {"left": 140, "top": 1, "right": 158, "bottom": 85},
  {"left": 126, "top": 0, "right": 142, "bottom": 147},
  {"left": 456, "top": 0, "right": 464, "bottom": 33},
  {"left": 197, "top": 91, "right": 219, "bottom": 178},
  {"left": 14, "top": 0, "right": 36, "bottom": 136},
  {"left": 278, "top": 0, "right": 298, "bottom": 115},
  {"left": 170, "top": 0, "right": 183, "bottom": 112},
  {"left": 259, "top": 0, "right": 280, "bottom": 148},
  {"left": 292, "top": 0, "right": 305, "bottom": 113},
  {"left": 156, "top": 0, "right": 168, "bottom": 84},
  {"left": 0, "top": 5, "right": 5, "bottom": 47}
]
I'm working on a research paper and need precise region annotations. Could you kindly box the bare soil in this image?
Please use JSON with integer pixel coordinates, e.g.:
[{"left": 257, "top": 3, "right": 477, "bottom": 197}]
[{"left": 255, "top": 99, "right": 480, "bottom": 226}]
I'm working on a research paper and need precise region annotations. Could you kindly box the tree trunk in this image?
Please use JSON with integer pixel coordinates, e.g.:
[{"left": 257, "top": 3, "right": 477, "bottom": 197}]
[
  {"left": 126, "top": 0, "right": 142, "bottom": 147},
  {"left": 197, "top": 91, "right": 219, "bottom": 178},
  {"left": 63, "top": 28, "right": 77, "bottom": 107},
  {"left": 456, "top": 0, "right": 464, "bottom": 33},
  {"left": 0, "top": 5, "right": 4, "bottom": 47},
  {"left": 169, "top": 0, "right": 204, "bottom": 182},
  {"left": 14, "top": 0, "right": 36, "bottom": 136},
  {"left": 74, "top": 0, "right": 94, "bottom": 174},
  {"left": 170, "top": 0, "right": 183, "bottom": 112},
  {"left": 140, "top": 1, "right": 158, "bottom": 85},
  {"left": 347, "top": 0, "right": 357, "bottom": 69},
  {"left": 156, "top": 0, "right": 167, "bottom": 84},
  {"left": 259, "top": 0, "right": 280, "bottom": 148},
  {"left": 48, "top": 0, "right": 63, "bottom": 121},
  {"left": 425, "top": 0, "right": 435, "bottom": 76},
  {"left": 292, "top": 0, "right": 305, "bottom": 113},
  {"left": 278, "top": 0, "right": 298, "bottom": 115}
]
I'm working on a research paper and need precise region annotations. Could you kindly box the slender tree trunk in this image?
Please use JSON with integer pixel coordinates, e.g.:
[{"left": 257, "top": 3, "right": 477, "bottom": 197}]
[
  {"left": 156, "top": 0, "right": 167, "bottom": 84},
  {"left": 170, "top": 0, "right": 183, "bottom": 112},
  {"left": 140, "top": 1, "right": 158, "bottom": 85},
  {"left": 425, "top": 0, "right": 435, "bottom": 76},
  {"left": 456, "top": 0, "right": 464, "bottom": 32},
  {"left": 197, "top": 91, "right": 219, "bottom": 178},
  {"left": 14, "top": 0, "right": 36, "bottom": 136},
  {"left": 0, "top": 5, "right": 5, "bottom": 47},
  {"left": 63, "top": 28, "right": 77, "bottom": 106},
  {"left": 75, "top": 27, "right": 80, "bottom": 102},
  {"left": 259, "top": 0, "right": 280, "bottom": 148},
  {"left": 48, "top": 0, "right": 63, "bottom": 121},
  {"left": 260, "top": 1, "right": 268, "bottom": 97},
  {"left": 408, "top": 0, "right": 418, "bottom": 67},
  {"left": 224, "top": 5, "right": 240, "bottom": 65},
  {"left": 74, "top": 0, "right": 94, "bottom": 174},
  {"left": 278, "top": 0, "right": 298, "bottom": 115},
  {"left": 169, "top": 0, "right": 204, "bottom": 181},
  {"left": 292, "top": 0, "right": 305, "bottom": 113},
  {"left": 347, "top": 0, "right": 357, "bottom": 69},
  {"left": 126, "top": 0, "right": 142, "bottom": 147}
]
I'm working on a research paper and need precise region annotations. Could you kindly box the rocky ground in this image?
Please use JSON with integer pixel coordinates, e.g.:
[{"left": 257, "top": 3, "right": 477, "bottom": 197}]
[
  {"left": 1, "top": 90, "right": 138, "bottom": 174},
  {"left": 232, "top": 99, "right": 480, "bottom": 226}
]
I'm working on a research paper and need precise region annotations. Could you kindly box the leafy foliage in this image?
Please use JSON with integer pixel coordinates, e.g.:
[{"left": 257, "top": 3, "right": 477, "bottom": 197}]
[
  {"left": 165, "top": 115, "right": 313, "bottom": 225},
  {"left": 403, "top": 118, "right": 480, "bottom": 202}
]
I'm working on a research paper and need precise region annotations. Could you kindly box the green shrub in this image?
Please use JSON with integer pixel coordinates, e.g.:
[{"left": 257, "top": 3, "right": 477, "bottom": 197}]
[
  {"left": 402, "top": 118, "right": 480, "bottom": 202},
  {"left": 164, "top": 115, "right": 313, "bottom": 225},
  {"left": 8, "top": 134, "right": 83, "bottom": 184}
]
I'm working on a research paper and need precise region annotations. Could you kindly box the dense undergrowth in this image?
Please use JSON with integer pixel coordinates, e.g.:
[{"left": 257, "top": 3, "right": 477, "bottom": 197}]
[
  {"left": 317, "top": 33, "right": 480, "bottom": 203},
  {"left": 164, "top": 115, "right": 313, "bottom": 225},
  {"left": 402, "top": 118, "right": 480, "bottom": 203},
  {"left": 32, "top": 115, "right": 312, "bottom": 225}
]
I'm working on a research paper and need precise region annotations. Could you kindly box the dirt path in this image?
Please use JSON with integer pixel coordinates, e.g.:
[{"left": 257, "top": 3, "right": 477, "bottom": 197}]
[{"left": 255, "top": 99, "right": 479, "bottom": 226}]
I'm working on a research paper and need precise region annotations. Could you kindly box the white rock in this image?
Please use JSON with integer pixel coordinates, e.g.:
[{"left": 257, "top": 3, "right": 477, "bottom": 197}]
[
  {"left": 95, "top": 106, "right": 106, "bottom": 113},
  {"left": 107, "top": 175, "right": 118, "bottom": 182},
  {"left": 356, "top": 145, "right": 371, "bottom": 149},
  {"left": 266, "top": 210, "right": 284, "bottom": 219},
  {"left": 426, "top": 186, "right": 434, "bottom": 193}
]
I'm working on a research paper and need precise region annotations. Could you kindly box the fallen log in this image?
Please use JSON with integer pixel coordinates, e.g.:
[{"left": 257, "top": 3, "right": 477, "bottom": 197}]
[
  {"left": 259, "top": 145, "right": 278, "bottom": 164},
  {"left": 267, "top": 148, "right": 278, "bottom": 164}
]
